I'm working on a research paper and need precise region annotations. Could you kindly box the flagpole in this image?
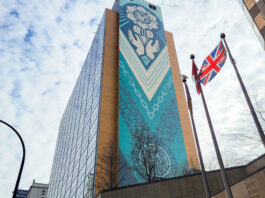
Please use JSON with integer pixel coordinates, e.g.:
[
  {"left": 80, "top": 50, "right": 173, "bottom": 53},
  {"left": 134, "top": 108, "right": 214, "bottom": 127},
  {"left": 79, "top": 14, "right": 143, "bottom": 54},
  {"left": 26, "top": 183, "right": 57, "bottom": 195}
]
[
  {"left": 182, "top": 76, "right": 211, "bottom": 198},
  {"left": 220, "top": 33, "right": 265, "bottom": 148},
  {"left": 191, "top": 55, "right": 233, "bottom": 198}
]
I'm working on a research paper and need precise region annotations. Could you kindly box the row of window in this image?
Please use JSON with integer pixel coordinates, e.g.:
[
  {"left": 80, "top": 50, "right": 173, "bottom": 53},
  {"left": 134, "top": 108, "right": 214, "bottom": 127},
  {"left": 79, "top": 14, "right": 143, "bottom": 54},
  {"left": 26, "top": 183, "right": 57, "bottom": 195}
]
[
  {"left": 47, "top": 12, "right": 106, "bottom": 198},
  {"left": 238, "top": 0, "right": 265, "bottom": 48}
]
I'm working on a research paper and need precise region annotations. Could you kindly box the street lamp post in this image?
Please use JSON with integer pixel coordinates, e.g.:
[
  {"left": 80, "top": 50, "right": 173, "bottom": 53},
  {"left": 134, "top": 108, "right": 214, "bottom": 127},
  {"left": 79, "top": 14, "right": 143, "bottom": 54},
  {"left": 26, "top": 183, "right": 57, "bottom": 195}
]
[{"left": 0, "top": 120, "right": 26, "bottom": 198}]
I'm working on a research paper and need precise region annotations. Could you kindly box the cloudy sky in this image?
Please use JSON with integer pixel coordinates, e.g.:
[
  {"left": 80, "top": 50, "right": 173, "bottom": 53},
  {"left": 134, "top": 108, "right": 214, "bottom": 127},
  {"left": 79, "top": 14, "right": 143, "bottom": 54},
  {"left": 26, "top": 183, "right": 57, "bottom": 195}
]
[{"left": 0, "top": 0, "right": 264, "bottom": 197}]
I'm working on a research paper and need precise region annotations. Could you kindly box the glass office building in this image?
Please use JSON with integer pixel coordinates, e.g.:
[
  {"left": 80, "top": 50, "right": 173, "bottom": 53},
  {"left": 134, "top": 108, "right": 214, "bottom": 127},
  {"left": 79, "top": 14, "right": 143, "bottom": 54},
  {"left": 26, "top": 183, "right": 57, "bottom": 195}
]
[
  {"left": 48, "top": 1, "right": 198, "bottom": 197},
  {"left": 47, "top": 13, "right": 106, "bottom": 198}
]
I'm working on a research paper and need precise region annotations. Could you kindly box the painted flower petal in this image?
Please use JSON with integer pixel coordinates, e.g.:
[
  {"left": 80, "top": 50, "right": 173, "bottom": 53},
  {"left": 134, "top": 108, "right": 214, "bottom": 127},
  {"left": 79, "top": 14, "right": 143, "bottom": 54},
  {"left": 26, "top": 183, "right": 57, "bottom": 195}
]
[
  {"left": 126, "top": 5, "right": 136, "bottom": 13},
  {"left": 127, "top": 13, "right": 137, "bottom": 22},
  {"left": 148, "top": 13, "right": 157, "bottom": 22},
  {"left": 149, "top": 21, "right": 158, "bottom": 29},
  {"left": 133, "top": 25, "right": 141, "bottom": 35},
  {"left": 137, "top": 21, "right": 148, "bottom": 29},
  {"left": 137, "top": 6, "right": 146, "bottom": 13},
  {"left": 146, "top": 30, "right": 153, "bottom": 38}
]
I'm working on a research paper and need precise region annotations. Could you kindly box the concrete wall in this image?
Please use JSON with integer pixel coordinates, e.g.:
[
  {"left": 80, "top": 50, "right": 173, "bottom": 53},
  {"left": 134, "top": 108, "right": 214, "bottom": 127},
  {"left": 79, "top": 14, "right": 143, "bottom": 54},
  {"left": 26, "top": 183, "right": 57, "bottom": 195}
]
[
  {"left": 246, "top": 154, "right": 265, "bottom": 175},
  {"left": 98, "top": 155, "right": 265, "bottom": 198},
  {"left": 98, "top": 174, "right": 206, "bottom": 198},
  {"left": 213, "top": 168, "right": 265, "bottom": 198},
  {"left": 97, "top": 166, "right": 248, "bottom": 198}
]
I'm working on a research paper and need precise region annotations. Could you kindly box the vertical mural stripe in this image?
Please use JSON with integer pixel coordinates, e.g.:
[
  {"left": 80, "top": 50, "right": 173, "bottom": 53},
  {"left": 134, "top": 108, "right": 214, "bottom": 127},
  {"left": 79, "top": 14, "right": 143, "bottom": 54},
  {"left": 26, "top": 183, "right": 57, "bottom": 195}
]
[{"left": 118, "top": 0, "right": 188, "bottom": 186}]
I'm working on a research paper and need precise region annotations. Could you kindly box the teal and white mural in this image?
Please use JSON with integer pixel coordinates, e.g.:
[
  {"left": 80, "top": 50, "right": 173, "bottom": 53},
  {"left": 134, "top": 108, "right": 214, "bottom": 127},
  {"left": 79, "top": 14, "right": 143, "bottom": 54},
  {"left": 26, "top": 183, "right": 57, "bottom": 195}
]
[{"left": 118, "top": 0, "right": 188, "bottom": 186}]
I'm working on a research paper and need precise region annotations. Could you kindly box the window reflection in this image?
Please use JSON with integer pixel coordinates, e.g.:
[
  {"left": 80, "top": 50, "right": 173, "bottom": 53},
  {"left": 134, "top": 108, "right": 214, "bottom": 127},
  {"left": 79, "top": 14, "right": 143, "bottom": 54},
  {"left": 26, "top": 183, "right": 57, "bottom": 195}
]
[{"left": 47, "top": 12, "right": 106, "bottom": 198}]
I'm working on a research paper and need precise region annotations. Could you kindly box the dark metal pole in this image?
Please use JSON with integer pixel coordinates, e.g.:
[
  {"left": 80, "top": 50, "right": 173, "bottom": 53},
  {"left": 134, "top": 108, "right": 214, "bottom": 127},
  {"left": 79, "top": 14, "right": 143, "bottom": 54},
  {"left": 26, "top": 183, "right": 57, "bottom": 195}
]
[
  {"left": 200, "top": 89, "right": 233, "bottom": 198},
  {"left": 190, "top": 55, "right": 233, "bottom": 198},
  {"left": 0, "top": 120, "right": 26, "bottom": 198},
  {"left": 220, "top": 33, "right": 265, "bottom": 148},
  {"left": 182, "top": 76, "right": 211, "bottom": 198}
]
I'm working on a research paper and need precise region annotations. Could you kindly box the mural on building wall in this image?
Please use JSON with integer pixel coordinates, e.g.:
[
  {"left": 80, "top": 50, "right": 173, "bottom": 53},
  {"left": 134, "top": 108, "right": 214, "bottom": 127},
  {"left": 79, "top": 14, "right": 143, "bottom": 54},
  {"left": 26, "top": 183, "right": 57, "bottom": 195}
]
[{"left": 118, "top": 0, "right": 188, "bottom": 186}]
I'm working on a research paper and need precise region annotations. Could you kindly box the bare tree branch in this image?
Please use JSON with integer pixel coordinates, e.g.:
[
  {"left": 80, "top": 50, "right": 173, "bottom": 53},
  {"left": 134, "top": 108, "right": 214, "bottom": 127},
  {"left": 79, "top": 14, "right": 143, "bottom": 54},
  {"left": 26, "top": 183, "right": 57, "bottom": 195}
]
[
  {"left": 180, "top": 158, "right": 201, "bottom": 175},
  {"left": 96, "top": 140, "right": 126, "bottom": 192},
  {"left": 130, "top": 125, "right": 164, "bottom": 182},
  {"left": 225, "top": 89, "right": 265, "bottom": 159}
]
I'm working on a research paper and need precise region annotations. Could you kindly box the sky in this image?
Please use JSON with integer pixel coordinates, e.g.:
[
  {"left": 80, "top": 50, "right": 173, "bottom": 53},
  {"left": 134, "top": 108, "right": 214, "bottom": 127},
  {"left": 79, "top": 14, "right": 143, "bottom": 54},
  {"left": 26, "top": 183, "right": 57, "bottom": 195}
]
[{"left": 0, "top": 0, "right": 264, "bottom": 197}]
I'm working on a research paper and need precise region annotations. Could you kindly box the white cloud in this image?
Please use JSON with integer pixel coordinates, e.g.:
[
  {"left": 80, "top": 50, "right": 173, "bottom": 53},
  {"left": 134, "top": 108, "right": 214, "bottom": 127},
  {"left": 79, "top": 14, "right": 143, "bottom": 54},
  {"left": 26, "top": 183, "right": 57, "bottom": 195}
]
[
  {"left": 163, "top": 0, "right": 265, "bottom": 169},
  {"left": 0, "top": 0, "right": 112, "bottom": 197},
  {"left": 0, "top": 0, "right": 264, "bottom": 197}
]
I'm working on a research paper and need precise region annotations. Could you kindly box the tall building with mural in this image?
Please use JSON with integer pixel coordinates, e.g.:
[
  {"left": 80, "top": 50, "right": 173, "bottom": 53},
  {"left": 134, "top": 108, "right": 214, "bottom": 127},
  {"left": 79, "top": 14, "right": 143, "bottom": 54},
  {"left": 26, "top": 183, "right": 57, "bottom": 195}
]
[
  {"left": 238, "top": 0, "right": 265, "bottom": 49},
  {"left": 47, "top": 0, "right": 198, "bottom": 198}
]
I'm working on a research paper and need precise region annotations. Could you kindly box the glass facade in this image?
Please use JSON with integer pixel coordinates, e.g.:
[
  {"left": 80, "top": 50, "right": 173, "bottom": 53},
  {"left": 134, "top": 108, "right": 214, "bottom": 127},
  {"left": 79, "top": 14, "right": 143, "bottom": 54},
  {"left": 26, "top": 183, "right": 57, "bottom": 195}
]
[
  {"left": 47, "top": 12, "right": 106, "bottom": 198},
  {"left": 16, "top": 190, "right": 28, "bottom": 198}
]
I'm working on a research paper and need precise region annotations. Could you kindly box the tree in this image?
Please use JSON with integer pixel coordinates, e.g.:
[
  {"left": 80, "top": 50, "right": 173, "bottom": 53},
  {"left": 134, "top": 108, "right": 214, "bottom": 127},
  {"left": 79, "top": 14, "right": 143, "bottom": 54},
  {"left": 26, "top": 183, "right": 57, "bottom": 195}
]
[
  {"left": 203, "top": 151, "right": 248, "bottom": 171},
  {"left": 227, "top": 89, "right": 265, "bottom": 158},
  {"left": 180, "top": 158, "right": 201, "bottom": 175},
  {"left": 96, "top": 140, "right": 125, "bottom": 192},
  {"left": 241, "top": 89, "right": 265, "bottom": 144},
  {"left": 130, "top": 124, "right": 164, "bottom": 182}
]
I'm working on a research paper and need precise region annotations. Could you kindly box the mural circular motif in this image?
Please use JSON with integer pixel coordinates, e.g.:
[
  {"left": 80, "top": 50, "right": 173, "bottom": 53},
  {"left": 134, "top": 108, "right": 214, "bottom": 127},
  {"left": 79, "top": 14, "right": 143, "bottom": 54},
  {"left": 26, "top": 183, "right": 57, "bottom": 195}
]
[{"left": 138, "top": 144, "right": 171, "bottom": 177}]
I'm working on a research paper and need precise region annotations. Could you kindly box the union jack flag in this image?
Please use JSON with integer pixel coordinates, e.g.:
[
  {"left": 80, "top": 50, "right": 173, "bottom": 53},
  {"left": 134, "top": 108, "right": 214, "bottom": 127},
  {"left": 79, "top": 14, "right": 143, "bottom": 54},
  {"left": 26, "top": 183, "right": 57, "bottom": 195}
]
[{"left": 200, "top": 40, "right": 227, "bottom": 86}]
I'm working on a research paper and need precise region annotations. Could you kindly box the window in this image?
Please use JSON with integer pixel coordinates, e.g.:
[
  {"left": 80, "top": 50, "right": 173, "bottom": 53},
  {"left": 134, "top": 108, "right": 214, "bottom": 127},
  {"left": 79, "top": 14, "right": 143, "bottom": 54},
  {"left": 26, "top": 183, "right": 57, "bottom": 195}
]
[
  {"left": 42, "top": 190, "right": 45, "bottom": 195},
  {"left": 149, "top": 4, "right": 156, "bottom": 11}
]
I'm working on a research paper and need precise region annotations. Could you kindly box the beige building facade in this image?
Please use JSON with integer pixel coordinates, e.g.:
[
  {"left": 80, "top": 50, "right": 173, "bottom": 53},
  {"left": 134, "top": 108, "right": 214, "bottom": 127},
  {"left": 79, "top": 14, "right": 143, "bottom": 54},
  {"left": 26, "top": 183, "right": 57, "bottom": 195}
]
[
  {"left": 238, "top": 0, "right": 265, "bottom": 49},
  {"left": 95, "top": 7, "right": 198, "bottom": 195}
]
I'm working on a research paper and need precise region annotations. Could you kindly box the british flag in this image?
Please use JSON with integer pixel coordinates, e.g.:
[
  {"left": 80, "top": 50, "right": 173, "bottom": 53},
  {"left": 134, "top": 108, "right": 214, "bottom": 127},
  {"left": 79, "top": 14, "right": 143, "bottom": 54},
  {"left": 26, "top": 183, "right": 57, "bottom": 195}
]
[{"left": 200, "top": 40, "right": 227, "bottom": 86}]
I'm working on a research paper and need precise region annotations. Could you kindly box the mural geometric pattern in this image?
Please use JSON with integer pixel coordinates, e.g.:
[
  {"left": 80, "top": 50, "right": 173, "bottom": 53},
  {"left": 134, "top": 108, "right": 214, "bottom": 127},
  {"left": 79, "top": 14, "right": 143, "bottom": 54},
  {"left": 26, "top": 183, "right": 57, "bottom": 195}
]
[{"left": 118, "top": 0, "right": 188, "bottom": 186}]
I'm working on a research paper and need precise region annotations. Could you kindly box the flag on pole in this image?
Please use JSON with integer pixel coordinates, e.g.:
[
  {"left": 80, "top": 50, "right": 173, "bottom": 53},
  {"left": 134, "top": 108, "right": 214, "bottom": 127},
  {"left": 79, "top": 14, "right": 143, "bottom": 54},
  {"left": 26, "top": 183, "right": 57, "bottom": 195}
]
[
  {"left": 192, "top": 59, "right": 201, "bottom": 95},
  {"left": 200, "top": 40, "right": 227, "bottom": 86},
  {"left": 184, "top": 83, "right": 192, "bottom": 112}
]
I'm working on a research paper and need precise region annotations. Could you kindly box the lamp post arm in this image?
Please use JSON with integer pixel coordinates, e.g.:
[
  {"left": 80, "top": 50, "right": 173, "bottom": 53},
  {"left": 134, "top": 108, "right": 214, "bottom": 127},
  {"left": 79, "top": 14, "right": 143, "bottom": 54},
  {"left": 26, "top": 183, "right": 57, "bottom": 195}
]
[{"left": 0, "top": 120, "right": 26, "bottom": 198}]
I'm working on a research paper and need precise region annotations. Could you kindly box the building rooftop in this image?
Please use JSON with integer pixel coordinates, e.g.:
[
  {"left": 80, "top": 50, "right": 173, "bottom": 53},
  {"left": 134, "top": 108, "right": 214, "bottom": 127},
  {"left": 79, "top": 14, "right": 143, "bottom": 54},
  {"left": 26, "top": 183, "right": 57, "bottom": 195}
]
[{"left": 30, "top": 179, "right": 49, "bottom": 189}]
